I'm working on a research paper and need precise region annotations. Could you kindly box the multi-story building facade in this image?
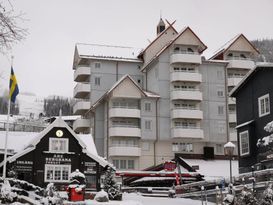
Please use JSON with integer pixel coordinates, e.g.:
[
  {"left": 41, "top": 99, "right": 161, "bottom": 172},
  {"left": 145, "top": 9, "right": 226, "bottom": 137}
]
[{"left": 72, "top": 19, "right": 259, "bottom": 170}]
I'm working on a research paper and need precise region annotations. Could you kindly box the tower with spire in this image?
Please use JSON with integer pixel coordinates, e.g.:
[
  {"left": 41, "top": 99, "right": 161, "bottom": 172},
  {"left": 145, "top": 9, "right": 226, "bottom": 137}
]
[{"left": 156, "top": 18, "right": 165, "bottom": 35}]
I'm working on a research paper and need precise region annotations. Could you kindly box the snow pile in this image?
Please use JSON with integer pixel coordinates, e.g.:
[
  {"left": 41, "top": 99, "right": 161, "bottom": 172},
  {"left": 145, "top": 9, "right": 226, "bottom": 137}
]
[
  {"left": 70, "top": 169, "right": 85, "bottom": 179},
  {"left": 94, "top": 190, "right": 109, "bottom": 202}
]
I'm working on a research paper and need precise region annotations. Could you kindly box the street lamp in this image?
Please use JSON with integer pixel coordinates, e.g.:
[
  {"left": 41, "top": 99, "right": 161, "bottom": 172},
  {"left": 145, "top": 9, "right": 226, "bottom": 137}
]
[{"left": 224, "top": 142, "right": 235, "bottom": 184}]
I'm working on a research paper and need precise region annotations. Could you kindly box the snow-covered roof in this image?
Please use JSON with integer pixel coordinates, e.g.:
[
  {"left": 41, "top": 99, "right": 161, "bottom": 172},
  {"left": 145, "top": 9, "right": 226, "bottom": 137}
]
[
  {"left": 183, "top": 159, "right": 239, "bottom": 180},
  {"left": 0, "top": 117, "right": 110, "bottom": 167},
  {"left": 235, "top": 120, "right": 254, "bottom": 129},
  {"left": 44, "top": 115, "right": 82, "bottom": 122},
  {"left": 209, "top": 34, "right": 259, "bottom": 60},
  {"left": 76, "top": 43, "right": 143, "bottom": 62}
]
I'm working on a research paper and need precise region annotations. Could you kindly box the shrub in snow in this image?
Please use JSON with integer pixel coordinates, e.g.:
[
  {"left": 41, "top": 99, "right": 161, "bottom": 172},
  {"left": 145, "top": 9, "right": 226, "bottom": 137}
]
[
  {"left": 101, "top": 166, "right": 122, "bottom": 200},
  {"left": 69, "top": 169, "right": 86, "bottom": 185},
  {"left": 260, "top": 183, "right": 273, "bottom": 205},
  {"left": 235, "top": 185, "right": 257, "bottom": 205},
  {"left": 41, "top": 183, "right": 62, "bottom": 205},
  {"left": 94, "top": 190, "right": 109, "bottom": 202},
  {"left": 0, "top": 179, "right": 18, "bottom": 204}
]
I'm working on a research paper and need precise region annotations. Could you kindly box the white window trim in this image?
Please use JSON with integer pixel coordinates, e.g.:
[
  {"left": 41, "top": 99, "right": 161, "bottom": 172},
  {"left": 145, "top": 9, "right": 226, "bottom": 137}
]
[
  {"left": 44, "top": 164, "right": 71, "bottom": 183},
  {"left": 258, "top": 94, "right": 270, "bottom": 117},
  {"left": 239, "top": 130, "right": 250, "bottom": 156},
  {"left": 49, "top": 138, "right": 69, "bottom": 153}
]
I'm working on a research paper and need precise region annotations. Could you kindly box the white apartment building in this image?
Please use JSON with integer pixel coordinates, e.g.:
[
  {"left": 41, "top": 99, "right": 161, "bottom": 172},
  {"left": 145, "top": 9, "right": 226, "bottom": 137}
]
[{"left": 72, "top": 19, "right": 259, "bottom": 170}]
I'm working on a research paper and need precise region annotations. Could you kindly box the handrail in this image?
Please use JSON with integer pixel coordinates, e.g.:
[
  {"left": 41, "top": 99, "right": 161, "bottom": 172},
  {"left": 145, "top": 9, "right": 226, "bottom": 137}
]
[
  {"left": 173, "top": 88, "right": 200, "bottom": 91},
  {"left": 173, "top": 126, "right": 201, "bottom": 129},
  {"left": 172, "top": 107, "right": 199, "bottom": 110},
  {"left": 112, "top": 105, "right": 139, "bottom": 109}
]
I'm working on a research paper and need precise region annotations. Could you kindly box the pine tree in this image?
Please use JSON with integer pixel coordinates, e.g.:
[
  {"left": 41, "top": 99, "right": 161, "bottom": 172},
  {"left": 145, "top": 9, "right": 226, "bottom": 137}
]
[{"left": 102, "top": 167, "right": 121, "bottom": 200}]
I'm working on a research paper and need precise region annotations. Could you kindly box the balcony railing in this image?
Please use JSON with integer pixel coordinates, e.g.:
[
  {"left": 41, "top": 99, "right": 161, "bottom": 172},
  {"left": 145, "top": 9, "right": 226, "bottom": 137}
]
[
  {"left": 111, "top": 124, "right": 139, "bottom": 128},
  {"left": 112, "top": 105, "right": 139, "bottom": 109},
  {"left": 170, "top": 52, "right": 201, "bottom": 64}
]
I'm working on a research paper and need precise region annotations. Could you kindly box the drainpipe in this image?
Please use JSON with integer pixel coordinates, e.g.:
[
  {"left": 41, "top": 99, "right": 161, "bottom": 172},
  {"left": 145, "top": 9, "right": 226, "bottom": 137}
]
[
  {"left": 154, "top": 98, "right": 159, "bottom": 166},
  {"left": 116, "top": 62, "right": 119, "bottom": 81},
  {"left": 106, "top": 100, "right": 109, "bottom": 159},
  {"left": 224, "top": 65, "right": 230, "bottom": 142}
]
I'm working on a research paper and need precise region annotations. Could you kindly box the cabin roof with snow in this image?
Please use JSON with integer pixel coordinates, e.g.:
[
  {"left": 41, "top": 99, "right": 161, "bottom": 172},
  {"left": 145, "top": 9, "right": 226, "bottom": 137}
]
[{"left": 0, "top": 117, "right": 110, "bottom": 167}]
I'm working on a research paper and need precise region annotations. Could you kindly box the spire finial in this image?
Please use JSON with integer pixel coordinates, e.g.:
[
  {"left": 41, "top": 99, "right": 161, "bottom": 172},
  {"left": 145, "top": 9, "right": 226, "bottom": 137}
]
[
  {"left": 160, "top": 10, "right": 162, "bottom": 19},
  {"left": 59, "top": 109, "right": 62, "bottom": 118}
]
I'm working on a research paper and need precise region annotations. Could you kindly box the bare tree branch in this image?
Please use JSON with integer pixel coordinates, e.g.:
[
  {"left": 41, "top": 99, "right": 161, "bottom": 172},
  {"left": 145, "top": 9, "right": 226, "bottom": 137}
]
[{"left": 0, "top": 1, "right": 27, "bottom": 53}]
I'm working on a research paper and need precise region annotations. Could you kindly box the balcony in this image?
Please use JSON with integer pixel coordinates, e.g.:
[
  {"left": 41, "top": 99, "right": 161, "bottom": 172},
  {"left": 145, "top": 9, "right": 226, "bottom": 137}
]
[
  {"left": 170, "top": 52, "right": 201, "bottom": 65},
  {"left": 227, "top": 58, "right": 255, "bottom": 69},
  {"left": 171, "top": 89, "right": 202, "bottom": 101},
  {"left": 229, "top": 130, "right": 237, "bottom": 142},
  {"left": 171, "top": 127, "right": 204, "bottom": 139},
  {"left": 109, "top": 107, "right": 140, "bottom": 118},
  {"left": 73, "top": 118, "right": 90, "bottom": 133},
  {"left": 74, "top": 83, "right": 90, "bottom": 98},
  {"left": 170, "top": 72, "right": 202, "bottom": 82},
  {"left": 109, "top": 126, "right": 141, "bottom": 137},
  {"left": 229, "top": 112, "right": 237, "bottom": 123},
  {"left": 228, "top": 77, "right": 244, "bottom": 87},
  {"left": 109, "top": 146, "right": 141, "bottom": 157},
  {"left": 73, "top": 100, "right": 90, "bottom": 115},
  {"left": 74, "top": 66, "right": 91, "bottom": 82},
  {"left": 171, "top": 108, "right": 203, "bottom": 119}
]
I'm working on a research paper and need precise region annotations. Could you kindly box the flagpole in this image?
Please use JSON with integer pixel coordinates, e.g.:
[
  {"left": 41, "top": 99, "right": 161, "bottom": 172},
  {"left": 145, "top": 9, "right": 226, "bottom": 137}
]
[{"left": 2, "top": 56, "right": 13, "bottom": 179}]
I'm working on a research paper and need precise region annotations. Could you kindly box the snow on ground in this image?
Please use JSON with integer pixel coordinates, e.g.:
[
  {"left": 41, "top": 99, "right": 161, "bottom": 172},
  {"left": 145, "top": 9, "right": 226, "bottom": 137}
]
[{"left": 84, "top": 193, "right": 215, "bottom": 205}]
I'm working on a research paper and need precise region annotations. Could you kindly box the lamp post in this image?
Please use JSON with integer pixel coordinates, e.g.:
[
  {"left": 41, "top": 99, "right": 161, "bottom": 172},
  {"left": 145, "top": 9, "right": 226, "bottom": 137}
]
[{"left": 224, "top": 142, "right": 235, "bottom": 184}]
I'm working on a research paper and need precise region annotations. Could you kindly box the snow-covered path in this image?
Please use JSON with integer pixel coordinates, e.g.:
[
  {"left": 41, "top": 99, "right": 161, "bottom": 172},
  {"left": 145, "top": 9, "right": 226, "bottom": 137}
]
[{"left": 85, "top": 193, "right": 216, "bottom": 205}]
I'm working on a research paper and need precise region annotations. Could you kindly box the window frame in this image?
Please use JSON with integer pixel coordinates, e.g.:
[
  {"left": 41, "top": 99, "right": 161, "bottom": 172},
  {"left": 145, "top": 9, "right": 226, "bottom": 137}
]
[
  {"left": 144, "top": 120, "right": 152, "bottom": 130},
  {"left": 258, "top": 94, "right": 270, "bottom": 117},
  {"left": 239, "top": 130, "right": 250, "bottom": 156},
  {"left": 144, "top": 102, "right": 151, "bottom": 112},
  {"left": 44, "top": 164, "right": 71, "bottom": 182},
  {"left": 94, "top": 76, "right": 101, "bottom": 86},
  {"left": 94, "top": 62, "right": 101, "bottom": 69},
  {"left": 49, "top": 138, "right": 69, "bottom": 153}
]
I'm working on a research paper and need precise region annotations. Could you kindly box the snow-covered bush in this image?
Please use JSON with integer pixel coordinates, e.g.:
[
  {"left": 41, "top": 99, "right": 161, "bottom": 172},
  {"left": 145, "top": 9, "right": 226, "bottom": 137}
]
[
  {"left": 260, "top": 183, "right": 273, "bottom": 205},
  {"left": 41, "top": 183, "right": 62, "bottom": 205},
  {"left": 69, "top": 169, "right": 86, "bottom": 185},
  {"left": 94, "top": 190, "right": 109, "bottom": 202},
  {"left": 102, "top": 166, "right": 122, "bottom": 200},
  {"left": 235, "top": 185, "right": 257, "bottom": 205},
  {"left": 0, "top": 179, "right": 18, "bottom": 204}
]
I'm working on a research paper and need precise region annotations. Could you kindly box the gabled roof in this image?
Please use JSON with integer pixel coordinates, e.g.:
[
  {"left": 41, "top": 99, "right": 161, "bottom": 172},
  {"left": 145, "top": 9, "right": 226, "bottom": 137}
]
[
  {"left": 87, "top": 75, "right": 160, "bottom": 112},
  {"left": 141, "top": 26, "right": 207, "bottom": 72},
  {"left": 230, "top": 63, "right": 273, "bottom": 97},
  {"left": 0, "top": 117, "right": 110, "bottom": 167},
  {"left": 138, "top": 20, "right": 178, "bottom": 59},
  {"left": 209, "top": 34, "right": 260, "bottom": 60}
]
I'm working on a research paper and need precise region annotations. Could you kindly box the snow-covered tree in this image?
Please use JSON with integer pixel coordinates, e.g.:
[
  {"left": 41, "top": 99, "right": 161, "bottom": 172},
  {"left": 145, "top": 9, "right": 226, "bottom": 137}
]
[
  {"left": 260, "top": 183, "right": 273, "bottom": 205},
  {"left": 0, "top": 179, "right": 17, "bottom": 203},
  {"left": 41, "top": 183, "right": 62, "bottom": 205},
  {"left": 235, "top": 185, "right": 257, "bottom": 205},
  {"left": 102, "top": 167, "right": 122, "bottom": 200}
]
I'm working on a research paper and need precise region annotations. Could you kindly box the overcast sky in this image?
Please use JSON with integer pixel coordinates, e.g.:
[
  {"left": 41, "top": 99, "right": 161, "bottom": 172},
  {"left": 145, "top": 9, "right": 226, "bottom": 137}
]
[{"left": 0, "top": 0, "right": 273, "bottom": 98}]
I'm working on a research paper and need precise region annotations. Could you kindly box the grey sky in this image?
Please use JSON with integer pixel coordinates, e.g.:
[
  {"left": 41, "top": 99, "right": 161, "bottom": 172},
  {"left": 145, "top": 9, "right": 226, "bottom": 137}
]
[{"left": 0, "top": 0, "right": 273, "bottom": 98}]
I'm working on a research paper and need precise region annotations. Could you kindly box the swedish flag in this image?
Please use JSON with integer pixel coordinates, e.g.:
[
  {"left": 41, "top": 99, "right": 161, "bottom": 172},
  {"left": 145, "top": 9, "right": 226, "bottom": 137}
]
[{"left": 9, "top": 67, "right": 19, "bottom": 103}]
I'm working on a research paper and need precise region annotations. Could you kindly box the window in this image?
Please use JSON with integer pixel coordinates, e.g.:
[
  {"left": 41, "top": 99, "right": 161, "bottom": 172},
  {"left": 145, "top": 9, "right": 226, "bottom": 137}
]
[
  {"left": 94, "top": 62, "right": 101, "bottom": 68},
  {"left": 145, "top": 120, "right": 151, "bottom": 130},
  {"left": 113, "top": 159, "right": 135, "bottom": 170},
  {"left": 216, "top": 144, "right": 223, "bottom": 153},
  {"left": 218, "top": 122, "right": 225, "bottom": 134},
  {"left": 240, "top": 131, "right": 250, "bottom": 156},
  {"left": 144, "top": 102, "right": 151, "bottom": 111},
  {"left": 172, "top": 143, "right": 193, "bottom": 152},
  {"left": 218, "top": 106, "right": 224, "bottom": 115},
  {"left": 49, "top": 138, "right": 68, "bottom": 152},
  {"left": 95, "top": 77, "right": 101, "bottom": 86},
  {"left": 128, "top": 160, "right": 135, "bottom": 169},
  {"left": 258, "top": 94, "right": 270, "bottom": 117},
  {"left": 172, "top": 143, "right": 179, "bottom": 152},
  {"left": 45, "top": 165, "right": 70, "bottom": 182},
  {"left": 217, "top": 90, "right": 224, "bottom": 97}
]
